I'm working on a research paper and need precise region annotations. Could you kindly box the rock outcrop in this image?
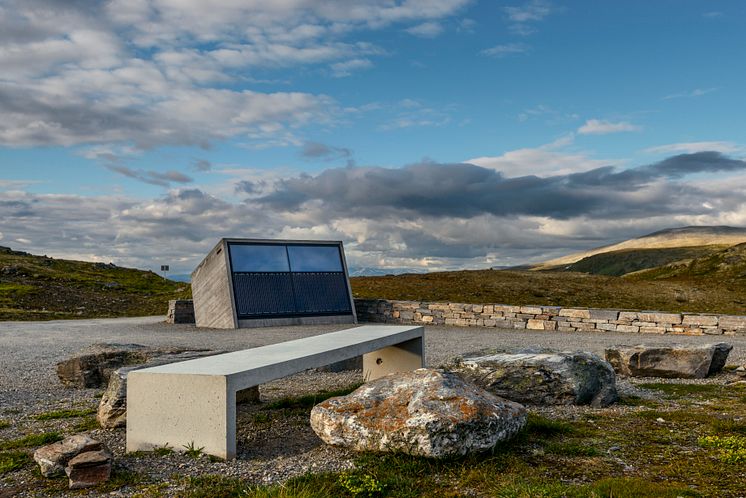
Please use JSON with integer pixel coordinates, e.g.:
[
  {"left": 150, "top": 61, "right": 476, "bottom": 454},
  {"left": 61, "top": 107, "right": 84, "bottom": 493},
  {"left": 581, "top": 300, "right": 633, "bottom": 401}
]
[
  {"left": 450, "top": 351, "right": 618, "bottom": 407},
  {"left": 57, "top": 343, "right": 216, "bottom": 388},
  {"left": 56, "top": 344, "right": 152, "bottom": 388},
  {"left": 605, "top": 343, "right": 733, "bottom": 378},
  {"left": 310, "top": 368, "right": 526, "bottom": 458},
  {"left": 96, "top": 350, "right": 243, "bottom": 428}
]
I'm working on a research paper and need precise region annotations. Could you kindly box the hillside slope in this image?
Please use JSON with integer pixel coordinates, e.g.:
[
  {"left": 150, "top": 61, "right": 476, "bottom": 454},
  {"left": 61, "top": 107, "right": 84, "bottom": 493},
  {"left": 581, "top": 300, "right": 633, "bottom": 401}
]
[
  {"left": 0, "top": 247, "right": 190, "bottom": 320},
  {"left": 557, "top": 246, "right": 724, "bottom": 276},
  {"left": 535, "top": 226, "right": 746, "bottom": 269}
]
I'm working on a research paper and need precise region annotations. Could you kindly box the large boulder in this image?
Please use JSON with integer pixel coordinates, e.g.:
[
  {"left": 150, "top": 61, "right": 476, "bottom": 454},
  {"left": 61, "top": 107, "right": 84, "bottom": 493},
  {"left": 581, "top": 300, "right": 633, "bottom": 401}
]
[
  {"left": 310, "top": 368, "right": 526, "bottom": 458},
  {"left": 33, "top": 434, "right": 103, "bottom": 478},
  {"left": 605, "top": 343, "right": 733, "bottom": 379},
  {"left": 57, "top": 343, "right": 214, "bottom": 388},
  {"left": 450, "top": 351, "right": 618, "bottom": 407},
  {"left": 97, "top": 350, "right": 246, "bottom": 429}
]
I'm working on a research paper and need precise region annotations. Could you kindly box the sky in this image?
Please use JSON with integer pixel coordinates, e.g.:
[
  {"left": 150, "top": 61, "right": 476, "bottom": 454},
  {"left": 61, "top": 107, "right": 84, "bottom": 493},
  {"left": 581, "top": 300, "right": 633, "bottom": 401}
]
[{"left": 1, "top": 0, "right": 746, "bottom": 275}]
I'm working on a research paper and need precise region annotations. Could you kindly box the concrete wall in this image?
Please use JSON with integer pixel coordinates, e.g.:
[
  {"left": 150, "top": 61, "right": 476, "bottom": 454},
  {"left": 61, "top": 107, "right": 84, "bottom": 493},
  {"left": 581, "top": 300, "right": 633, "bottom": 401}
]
[
  {"left": 354, "top": 299, "right": 746, "bottom": 336},
  {"left": 191, "top": 240, "right": 237, "bottom": 329}
]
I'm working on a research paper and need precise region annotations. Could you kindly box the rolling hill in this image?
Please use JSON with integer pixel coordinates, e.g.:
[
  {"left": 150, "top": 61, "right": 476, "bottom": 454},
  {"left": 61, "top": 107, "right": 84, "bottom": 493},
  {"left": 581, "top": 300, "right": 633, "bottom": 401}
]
[
  {"left": 0, "top": 246, "right": 190, "bottom": 320},
  {"left": 534, "top": 226, "right": 746, "bottom": 270}
]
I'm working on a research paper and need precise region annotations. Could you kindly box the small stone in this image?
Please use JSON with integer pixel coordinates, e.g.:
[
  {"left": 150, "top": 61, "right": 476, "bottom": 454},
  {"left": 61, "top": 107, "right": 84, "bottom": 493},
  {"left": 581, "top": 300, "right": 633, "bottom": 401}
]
[
  {"left": 65, "top": 449, "right": 112, "bottom": 489},
  {"left": 34, "top": 435, "right": 102, "bottom": 477}
]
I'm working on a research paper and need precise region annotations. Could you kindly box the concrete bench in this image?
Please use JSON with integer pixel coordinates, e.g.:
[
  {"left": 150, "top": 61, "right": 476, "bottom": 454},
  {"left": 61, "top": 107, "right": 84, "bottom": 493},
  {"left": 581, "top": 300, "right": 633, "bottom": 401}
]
[{"left": 126, "top": 325, "right": 424, "bottom": 459}]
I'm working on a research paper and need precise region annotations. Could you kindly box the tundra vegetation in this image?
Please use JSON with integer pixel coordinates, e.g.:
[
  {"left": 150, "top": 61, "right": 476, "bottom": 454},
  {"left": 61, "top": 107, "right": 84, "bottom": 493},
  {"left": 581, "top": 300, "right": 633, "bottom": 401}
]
[{"left": 1, "top": 379, "right": 744, "bottom": 496}]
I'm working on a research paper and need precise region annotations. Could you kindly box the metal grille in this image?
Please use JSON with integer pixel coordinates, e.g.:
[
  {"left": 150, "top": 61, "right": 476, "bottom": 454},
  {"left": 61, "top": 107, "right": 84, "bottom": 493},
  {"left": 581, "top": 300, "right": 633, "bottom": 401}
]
[
  {"left": 291, "top": 272, "right": 352, "bottom": 314},
  {"left": 232, "top": 273, "right": 295, "bottom": 316}
]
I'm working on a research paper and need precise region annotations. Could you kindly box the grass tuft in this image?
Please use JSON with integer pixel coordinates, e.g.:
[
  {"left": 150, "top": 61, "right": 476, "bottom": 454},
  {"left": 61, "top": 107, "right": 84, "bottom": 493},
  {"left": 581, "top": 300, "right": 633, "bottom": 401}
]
[
  {"left": 263, "top": 384, "right": 362, "bottom": 411},
  {"left": 0, "top": 450, "right": 31, "bottom": 475},
  {"left": 0, "top": 431, "right": 62, "bottom": 450},
  {"left": 33, "top": 408, "right": 96, "bottom": 420}
]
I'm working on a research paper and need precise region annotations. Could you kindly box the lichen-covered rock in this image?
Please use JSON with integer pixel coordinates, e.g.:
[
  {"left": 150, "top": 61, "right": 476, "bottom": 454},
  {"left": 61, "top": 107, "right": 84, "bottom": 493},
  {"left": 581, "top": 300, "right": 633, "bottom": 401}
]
[
  {"left": 65, "top": 449, "right": 112, "bottom": 489},
  {"left": 33, "top": 434, "right": 102, "bottom": 477},
  {"left": 605, "top": 343, "right": 733, "bottom": 379},
  {"left": 451, "top": 351, "right": 618, "bottom": 407},
  {"left": 310, "top": 368, "right": 526, "bottom": 458}
]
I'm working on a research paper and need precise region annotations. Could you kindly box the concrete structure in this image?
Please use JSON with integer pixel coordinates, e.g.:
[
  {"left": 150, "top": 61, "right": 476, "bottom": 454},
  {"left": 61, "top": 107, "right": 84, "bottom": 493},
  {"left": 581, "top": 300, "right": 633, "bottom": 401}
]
[
  {"left": 191, "top": 239, "right": 357, "bottom": 329},
  {"left": 126, "top": 325, "right": 424, "bottom": 459}
]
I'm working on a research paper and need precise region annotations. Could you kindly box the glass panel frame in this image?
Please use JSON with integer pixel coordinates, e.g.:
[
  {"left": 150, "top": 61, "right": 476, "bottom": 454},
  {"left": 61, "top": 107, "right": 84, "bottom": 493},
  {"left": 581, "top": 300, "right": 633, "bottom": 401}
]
[
  {"left": 228, "top": 244, "right": 289, "bottom": 272},
  {"left": 287, "top": 245, "right": 344, "bottom": 272}
]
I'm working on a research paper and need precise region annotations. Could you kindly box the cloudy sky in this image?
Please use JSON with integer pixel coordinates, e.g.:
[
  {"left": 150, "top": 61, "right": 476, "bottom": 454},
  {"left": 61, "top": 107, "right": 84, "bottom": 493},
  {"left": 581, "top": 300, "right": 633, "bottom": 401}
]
[{"left": 2, "top": 0, "right": 746, "bottom": 274}]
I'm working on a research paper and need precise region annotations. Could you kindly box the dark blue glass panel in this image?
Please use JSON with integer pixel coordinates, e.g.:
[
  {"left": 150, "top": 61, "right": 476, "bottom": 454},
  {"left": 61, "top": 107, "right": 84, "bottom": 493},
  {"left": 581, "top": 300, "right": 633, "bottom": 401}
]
[
  {"left": 232, "top": 273, "right": 295, "bottom": 315},
  {"left": 229, "top": 244, "right": 289, "bottom": 272},
  {"left": 287, "top": 245, "right": 343, "bottom": 272},
  {"left": 292, "top": 273, "right": 351, "bottom": 313}
]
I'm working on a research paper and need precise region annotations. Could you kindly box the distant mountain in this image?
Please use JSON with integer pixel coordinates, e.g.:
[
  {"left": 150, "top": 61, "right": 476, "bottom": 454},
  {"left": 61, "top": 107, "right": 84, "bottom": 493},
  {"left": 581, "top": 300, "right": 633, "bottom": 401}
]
[
  {"left": 534, "top": 226, "right": 746, "bottom": 270},
  {"left": 166, "top": 273, "right": 192, "bottom": 283},
  {"left": 348, "top": 267, "right": 427, "bottom": 277}
]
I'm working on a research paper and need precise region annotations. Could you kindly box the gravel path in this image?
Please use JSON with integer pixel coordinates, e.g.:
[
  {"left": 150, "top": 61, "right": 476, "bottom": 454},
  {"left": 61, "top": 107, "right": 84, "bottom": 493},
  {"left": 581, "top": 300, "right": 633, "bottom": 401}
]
[{"left": 1, "top": 317, "right": 745, "bottom": 496}]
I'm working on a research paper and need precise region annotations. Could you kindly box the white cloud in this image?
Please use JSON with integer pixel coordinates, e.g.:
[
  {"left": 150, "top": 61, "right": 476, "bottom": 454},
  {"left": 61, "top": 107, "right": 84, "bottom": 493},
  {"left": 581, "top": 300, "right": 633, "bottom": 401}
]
[
  {"left": 578, "top": 119, "right": 641, "bottom": 135},
  {"left": 330, "top": 58, "right": 373, "bottom": 77},
  {"left": 405, "top": 21, "right": 444, "bottom": 38},
  {"left": 481, "top": 43, "right": 530, "bottom": 57},
  {"left": 663, "top": 87, "right": 718, "bottom": 100},
  {"left": 644, "top": 141, "right": 742, "bottom": 155},
  {"left": 503, "top": 0, "right": 554, "bottom": 35},
  {"left": 504, "top": 0, "right": 553, "bottom": 22},
  {"left": 467, "top": 136, "right": 619, "bottom": 177},
  {"left": 0, "top": 0, "right": 468, "bottom": 150}
]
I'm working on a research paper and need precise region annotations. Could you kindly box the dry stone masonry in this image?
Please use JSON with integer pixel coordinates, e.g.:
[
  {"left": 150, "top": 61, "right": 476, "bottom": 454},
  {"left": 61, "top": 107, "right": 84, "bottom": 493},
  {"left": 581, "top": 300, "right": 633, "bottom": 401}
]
[
  {"left": 166, "top": 299, "right": 196, "bottom": 324},
  {"left": 355, "top": 299, "right": 746, "bottom": 336}
]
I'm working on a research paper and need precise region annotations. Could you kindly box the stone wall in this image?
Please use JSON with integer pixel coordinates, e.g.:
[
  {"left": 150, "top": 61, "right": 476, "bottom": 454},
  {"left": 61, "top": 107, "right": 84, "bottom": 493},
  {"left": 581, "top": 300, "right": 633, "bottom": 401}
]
[
  {"left": 166, "top": 299, "right": 196, "bottom": 324},
  {"left": 354, "top": 299, "right": 746, "bottom": 336}
]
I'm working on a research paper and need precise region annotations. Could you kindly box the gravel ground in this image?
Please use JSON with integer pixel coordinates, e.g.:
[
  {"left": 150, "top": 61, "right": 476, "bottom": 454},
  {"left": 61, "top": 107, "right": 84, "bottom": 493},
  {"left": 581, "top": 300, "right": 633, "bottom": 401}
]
[{"left": 1, "top": 317, "right": 745, "bottom": 496}]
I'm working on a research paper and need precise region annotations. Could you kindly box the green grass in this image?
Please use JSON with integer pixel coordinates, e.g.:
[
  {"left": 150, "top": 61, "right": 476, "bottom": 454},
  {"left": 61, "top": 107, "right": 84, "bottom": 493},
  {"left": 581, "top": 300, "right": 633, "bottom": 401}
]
[
  {"left": 33, "top": 408, "right": 96, "bottom": 420},
  {"left": 0, "top": 431, "right": 62, "bottom": 450},
  {"left": 522, "top": 413, "right": 576, "bottom": 437},
  {"left": 638, "top": 383, "right": 723, "bottom": 397},
  {"left": 263, "top": 384, "right": 362, "bottom": 410},
  {"left": 0, "top": 450, "right": 31, "bottom": 475},
  {"left": 0, "top": 420, "right": 10, "bottom": 430},
  {"left": 153, "top": 444, "right": 175, "bottom": 456},
  {"left": 72, "top": 415, "right": 100, "bottom": 432},
  {"left": 0, "top": 248, "right": 190, "bottom": 320},
  {"left": 183, "top": 442, "right": 205, "bottom": 459}
]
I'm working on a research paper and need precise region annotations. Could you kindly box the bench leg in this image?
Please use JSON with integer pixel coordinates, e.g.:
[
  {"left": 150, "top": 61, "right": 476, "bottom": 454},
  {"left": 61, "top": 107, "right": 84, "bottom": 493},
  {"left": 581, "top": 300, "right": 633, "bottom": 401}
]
[
  {"left": 362, "top": 336, "right": 424, "bottom": 381},
  {"left": 126, "top": 372, "right": 237, "bottom": 459}
]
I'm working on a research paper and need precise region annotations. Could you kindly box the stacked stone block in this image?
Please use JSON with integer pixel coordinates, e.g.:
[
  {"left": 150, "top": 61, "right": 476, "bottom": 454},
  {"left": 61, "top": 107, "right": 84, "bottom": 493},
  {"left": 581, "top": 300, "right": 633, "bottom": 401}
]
[
  {"left": 354, "top": 299, "right": 746, "bottom": 336},
  {"left": 166, "top": 299, "right": 196, "bottom": 324}
]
